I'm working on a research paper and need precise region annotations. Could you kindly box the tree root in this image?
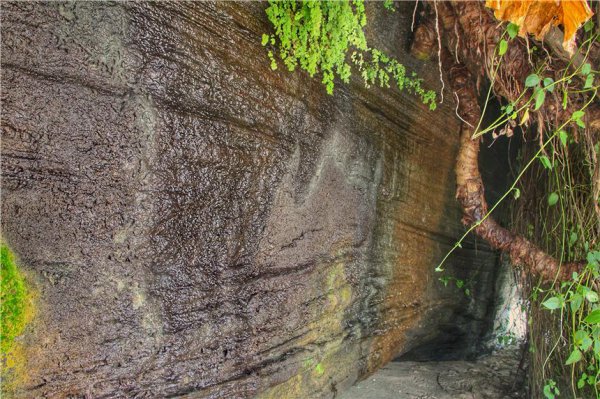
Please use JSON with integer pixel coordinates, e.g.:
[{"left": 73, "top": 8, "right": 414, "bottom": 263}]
[
  {"left": 449, "top": 56, "right": 584, "bottom": 283},
  {"left": 411, "top": 3, "right": 587, "bottom": 283}
]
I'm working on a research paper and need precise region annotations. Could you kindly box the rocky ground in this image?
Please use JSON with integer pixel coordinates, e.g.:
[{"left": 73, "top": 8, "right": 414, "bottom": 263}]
[{"left": 340, "top": 347, "right": 527, "bottom": 399}]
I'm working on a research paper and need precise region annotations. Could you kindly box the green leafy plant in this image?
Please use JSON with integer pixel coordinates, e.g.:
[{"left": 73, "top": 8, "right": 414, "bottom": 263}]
[
  {"left": 512, "top": 28, "right": 599, "bottom": 398},
  {"left": 262, "top": 0, "right": 436, "bottom": 108},
  {"left": 439, "top": 275, "right": 471, "bottom": 297},
  {"left": 535, "top": 249, "right": 600, "bottom": 397},
  {"left": 543, "top": 378, "right": 560, "bottom": 399}
]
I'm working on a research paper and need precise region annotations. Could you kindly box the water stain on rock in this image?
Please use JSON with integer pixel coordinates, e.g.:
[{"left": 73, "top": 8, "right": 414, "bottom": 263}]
[{"left": 1, "top": 2, "right": 500, "bottom": 397}]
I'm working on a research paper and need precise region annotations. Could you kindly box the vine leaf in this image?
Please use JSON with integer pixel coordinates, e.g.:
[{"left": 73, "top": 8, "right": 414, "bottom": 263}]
[
  {"left": 534, "top": 88, "right": 546, "bottom": 110},
  {"left": 542, "top": 296, "right": 563, "bottom": 310},
  {"left": 539, "top": 155, "right": 552, "bottom": 169},
  {"left": 548, "top": 192, "right": 559, "bottom": 206},
  {"left": 565, "top": 349, "right": 583, "bottom": 365},
  {"left": 498, "top": 39, "right": 508, "bottom": 55},
  {"left": 525, "top": 73, "right": 540, "bottom": 87},
  {"left": 584, "top": 309, "right": 600, "bottom": 324},
  {"left": 507, "top": 22, "right": 519, "bottom": 39},
  {"left": 559, "top": 130, "right": 568, "bottom": 147}
]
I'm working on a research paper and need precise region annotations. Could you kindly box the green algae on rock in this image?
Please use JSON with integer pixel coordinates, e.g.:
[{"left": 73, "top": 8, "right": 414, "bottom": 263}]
[{"left": 1, "top": 243, "right": 33, "bottom": 367}]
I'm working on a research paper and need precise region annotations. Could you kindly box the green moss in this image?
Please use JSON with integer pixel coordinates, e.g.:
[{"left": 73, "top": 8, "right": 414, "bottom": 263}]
[
  {"left": 1, "top": 244, "right": 30, "bottom": 358},
  {"left": 314, "top": 363, "right": 324, "bottom": 377}
]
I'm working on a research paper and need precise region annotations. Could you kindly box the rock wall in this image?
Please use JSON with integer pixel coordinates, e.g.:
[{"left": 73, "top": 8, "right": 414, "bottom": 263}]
[{"left": 1, "top": 2, "right": 499, "bottom": 398}]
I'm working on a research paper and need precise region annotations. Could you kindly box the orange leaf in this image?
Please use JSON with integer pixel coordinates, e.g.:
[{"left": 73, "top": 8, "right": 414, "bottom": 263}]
[{"left": 485, "top": 0, "right": 594, "bottom": 54}]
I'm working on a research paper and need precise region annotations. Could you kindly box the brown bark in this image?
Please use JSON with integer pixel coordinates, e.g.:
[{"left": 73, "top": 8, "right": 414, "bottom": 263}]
[{"left": 445, "top": 54, "right": 583, "bottom": 283}]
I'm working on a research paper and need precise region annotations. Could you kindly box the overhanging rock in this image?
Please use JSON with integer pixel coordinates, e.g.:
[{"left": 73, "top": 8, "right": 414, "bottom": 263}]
[{"left": 1, "top": 2, "right": 498, "bottom": 397}]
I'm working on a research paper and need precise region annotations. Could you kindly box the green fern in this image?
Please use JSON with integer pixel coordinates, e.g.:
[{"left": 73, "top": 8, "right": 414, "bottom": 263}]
[{"left": 263, "top": 0, "right": 437, "bottom": 110}]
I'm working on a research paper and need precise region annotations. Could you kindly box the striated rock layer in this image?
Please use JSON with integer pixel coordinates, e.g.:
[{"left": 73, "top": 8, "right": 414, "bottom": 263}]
[{"left": 1, "top": 2, "right": 498, "bottom": 398}]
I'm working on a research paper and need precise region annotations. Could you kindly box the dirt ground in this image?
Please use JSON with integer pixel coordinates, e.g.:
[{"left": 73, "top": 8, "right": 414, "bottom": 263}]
[{"left": 339, "top": 348, "right": 527, "bottom": 399}]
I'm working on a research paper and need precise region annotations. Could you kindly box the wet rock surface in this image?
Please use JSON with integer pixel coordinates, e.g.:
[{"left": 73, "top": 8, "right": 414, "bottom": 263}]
[
  {"left": 340, "top": 347, "right": 527, "bottom": 399},
  {"left": 2, "top": 2, "right": 500, "bottom": 398}
]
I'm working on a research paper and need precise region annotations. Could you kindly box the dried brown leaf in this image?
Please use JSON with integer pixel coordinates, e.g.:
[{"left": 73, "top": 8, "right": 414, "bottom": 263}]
[{"left": 485, "top": 0, "right": 594, "bottom": 54}]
